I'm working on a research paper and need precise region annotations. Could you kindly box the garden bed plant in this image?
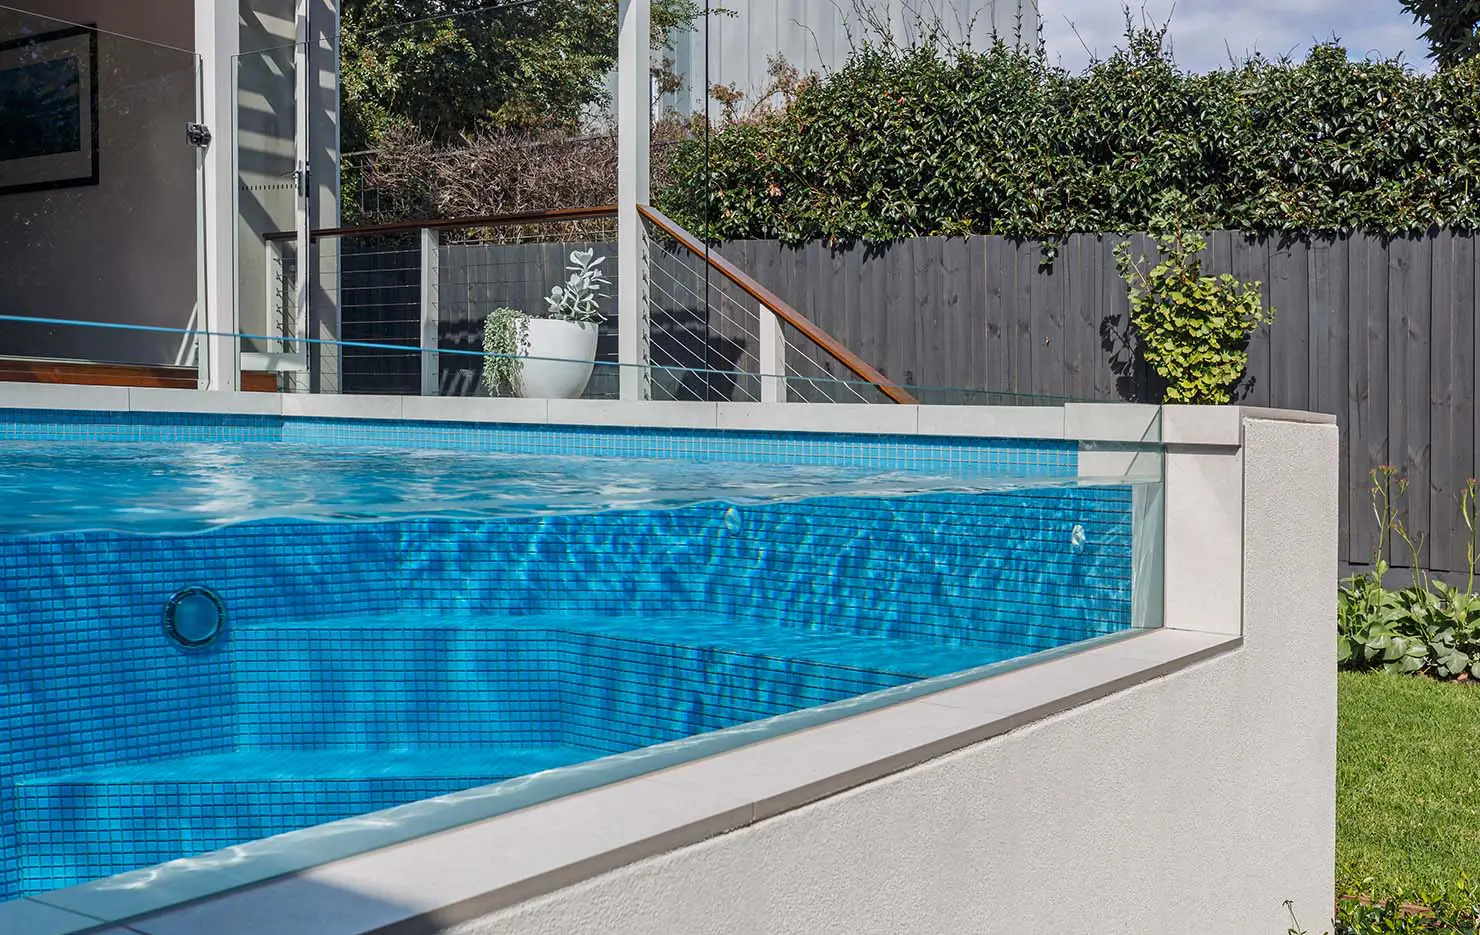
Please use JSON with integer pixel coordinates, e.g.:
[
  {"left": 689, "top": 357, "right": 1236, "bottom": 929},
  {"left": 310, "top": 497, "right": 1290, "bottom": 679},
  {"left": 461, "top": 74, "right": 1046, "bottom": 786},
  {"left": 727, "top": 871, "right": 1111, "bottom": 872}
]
[
  {"left": 1338, "top": 468, "right": 1480, "bottom": 682},
  {"left": 1323, "top": 889, "right": 1480, "bottom": 934}
]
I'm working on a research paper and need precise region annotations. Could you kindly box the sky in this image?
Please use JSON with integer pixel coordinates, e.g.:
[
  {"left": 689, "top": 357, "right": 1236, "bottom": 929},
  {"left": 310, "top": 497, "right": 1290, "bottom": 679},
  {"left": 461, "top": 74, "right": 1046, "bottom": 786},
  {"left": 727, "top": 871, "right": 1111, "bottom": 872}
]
[{"left": 1038, "top": 0, "right": 1432, "bottom": 73}]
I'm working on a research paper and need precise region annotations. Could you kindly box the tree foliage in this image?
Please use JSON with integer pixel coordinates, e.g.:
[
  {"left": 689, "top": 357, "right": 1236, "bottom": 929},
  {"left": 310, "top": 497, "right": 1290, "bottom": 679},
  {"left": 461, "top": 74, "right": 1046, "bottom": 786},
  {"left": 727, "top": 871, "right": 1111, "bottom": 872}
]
[
  {"left": 340, "top": 0, "right": 698, "bottom": 151},
  {"left": 659, "top": 21, "right": 1480, "bottom": 245},
  {"left": 1401, "top": 0, "right": 1480, "bottom": 69}
]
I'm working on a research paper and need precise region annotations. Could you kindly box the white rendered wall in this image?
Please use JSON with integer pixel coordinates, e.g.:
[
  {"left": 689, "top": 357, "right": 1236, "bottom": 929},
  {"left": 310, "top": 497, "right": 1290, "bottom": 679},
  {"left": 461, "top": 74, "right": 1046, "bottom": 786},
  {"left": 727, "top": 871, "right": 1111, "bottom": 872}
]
[{"left": 439, "top": 415, "right": 1338, "bottom": 935}]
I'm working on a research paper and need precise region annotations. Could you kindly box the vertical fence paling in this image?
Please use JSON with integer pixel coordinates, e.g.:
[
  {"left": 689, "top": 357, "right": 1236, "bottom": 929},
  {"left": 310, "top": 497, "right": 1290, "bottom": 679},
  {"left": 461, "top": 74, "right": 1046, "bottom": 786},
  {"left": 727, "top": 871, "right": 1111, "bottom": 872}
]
[{"left": 724, "top": 231, "right": 1480, "bottom": 576}]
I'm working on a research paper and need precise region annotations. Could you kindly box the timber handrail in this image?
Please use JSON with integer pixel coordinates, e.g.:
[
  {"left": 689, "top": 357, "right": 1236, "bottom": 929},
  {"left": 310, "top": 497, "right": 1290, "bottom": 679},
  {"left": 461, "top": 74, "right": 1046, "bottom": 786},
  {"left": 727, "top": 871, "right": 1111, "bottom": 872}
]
[
  {"left": 636, "top": 205, "right": 916, "bottom": 405},
  {"left": 263, "top": 201, "right": 915, "bottom": 404},
  {"left": 263, "top": 204, "right": 617, "bottom": 243}
]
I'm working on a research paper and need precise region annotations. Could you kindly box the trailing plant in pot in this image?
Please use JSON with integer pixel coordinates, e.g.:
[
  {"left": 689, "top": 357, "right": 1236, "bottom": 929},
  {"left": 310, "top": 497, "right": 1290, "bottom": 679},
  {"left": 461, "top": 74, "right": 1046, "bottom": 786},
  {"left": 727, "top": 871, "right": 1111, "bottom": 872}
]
[{"left": 482, "top": 248, "right": 609, "bottom": 399}]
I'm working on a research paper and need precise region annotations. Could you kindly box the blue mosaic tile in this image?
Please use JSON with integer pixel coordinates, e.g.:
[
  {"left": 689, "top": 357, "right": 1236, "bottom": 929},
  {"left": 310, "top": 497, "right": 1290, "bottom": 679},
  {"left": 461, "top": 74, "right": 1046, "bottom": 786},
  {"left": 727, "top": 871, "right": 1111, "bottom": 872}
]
[
  {"left": 0, "top": 406, "right": 1137, "bottom": 902},
  {"left": 0, "top": 408, "right": 1074, "bottom": 477}
]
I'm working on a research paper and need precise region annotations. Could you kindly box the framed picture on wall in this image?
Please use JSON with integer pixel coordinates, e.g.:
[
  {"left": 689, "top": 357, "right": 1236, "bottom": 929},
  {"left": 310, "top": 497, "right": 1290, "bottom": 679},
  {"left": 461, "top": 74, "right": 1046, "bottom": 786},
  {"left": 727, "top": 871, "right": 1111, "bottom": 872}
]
[{"left": 0, "top": 24, "right": 98, "bottom": 195}]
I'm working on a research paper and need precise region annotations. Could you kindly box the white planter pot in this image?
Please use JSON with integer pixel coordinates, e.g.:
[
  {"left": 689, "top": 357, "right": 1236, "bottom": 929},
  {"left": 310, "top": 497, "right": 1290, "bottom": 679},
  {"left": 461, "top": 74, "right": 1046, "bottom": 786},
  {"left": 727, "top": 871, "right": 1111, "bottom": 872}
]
[{"left": 514, "top": 318, "right": 599, "bottom": 399}]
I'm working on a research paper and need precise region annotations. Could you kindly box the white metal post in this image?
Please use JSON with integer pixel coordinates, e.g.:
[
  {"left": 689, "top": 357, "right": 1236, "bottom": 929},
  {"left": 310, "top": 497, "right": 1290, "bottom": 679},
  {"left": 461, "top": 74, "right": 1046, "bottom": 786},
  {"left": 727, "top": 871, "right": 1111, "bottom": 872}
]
[
  {"left": 759, "top": 308, "right": 787, "bottom": 403},
  {"left": 196, "top": 0, "right": 239, "bottom": 391},
  {"left": 419, "top": 228, "right": 441, "bottom": 396},
  {"left": 617, "top": 0, "right": 651, "bottom": 401},
  {"left": 294, "top": 1, "right": 311, "bottom": 342}
]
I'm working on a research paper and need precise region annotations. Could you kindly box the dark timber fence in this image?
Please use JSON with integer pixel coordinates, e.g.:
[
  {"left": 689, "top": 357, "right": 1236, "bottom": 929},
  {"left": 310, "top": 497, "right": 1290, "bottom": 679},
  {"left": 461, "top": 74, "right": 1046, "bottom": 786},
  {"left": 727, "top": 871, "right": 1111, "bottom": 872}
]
[{"left": 725, "top": 232, "right": 1478, "bottom": 579}]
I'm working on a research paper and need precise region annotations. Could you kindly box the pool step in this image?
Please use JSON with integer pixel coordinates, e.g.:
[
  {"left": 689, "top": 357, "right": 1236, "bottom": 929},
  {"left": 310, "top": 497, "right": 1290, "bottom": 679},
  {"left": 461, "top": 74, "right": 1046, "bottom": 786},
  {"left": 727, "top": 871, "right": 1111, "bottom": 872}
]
[
  {"left": 234, "top": 610, "right": 1032, "bottom": 678},
  {"left": 12, "top": 745, "right": 599, "bottom": 895},
  {"left": 226, "top": 613, "right": 942, "bottom": 758}
]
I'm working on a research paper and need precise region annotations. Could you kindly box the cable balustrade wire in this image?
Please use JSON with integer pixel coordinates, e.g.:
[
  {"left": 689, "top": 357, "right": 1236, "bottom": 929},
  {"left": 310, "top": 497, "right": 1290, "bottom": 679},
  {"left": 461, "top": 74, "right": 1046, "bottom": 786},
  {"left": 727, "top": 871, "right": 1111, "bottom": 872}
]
[
  {"left": 257, "top": 204, "right": 912, "bottom": 402},
  {"left": 0, "top": 314, "right": 929, "bottom": 403},
  {"left": 0, "top": 313, "right": 1079, "bottom": 409}
]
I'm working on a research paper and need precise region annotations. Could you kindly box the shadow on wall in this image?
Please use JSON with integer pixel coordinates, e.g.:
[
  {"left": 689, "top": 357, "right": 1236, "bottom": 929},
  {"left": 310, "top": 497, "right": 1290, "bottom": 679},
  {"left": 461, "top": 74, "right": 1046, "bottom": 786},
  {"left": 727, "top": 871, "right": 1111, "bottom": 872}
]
[{"left": 1096, "top": 309, "right": 1163, "bottom": 404}]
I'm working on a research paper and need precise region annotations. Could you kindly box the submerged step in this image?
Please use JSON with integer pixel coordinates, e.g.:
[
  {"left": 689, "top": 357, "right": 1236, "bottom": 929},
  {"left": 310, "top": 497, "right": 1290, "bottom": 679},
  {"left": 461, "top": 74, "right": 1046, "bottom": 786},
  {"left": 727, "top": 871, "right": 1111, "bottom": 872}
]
[
  {"left": 14, "top": 745, "right": 600, "bottom": 895},
  {"left": 8, "top": 615, "right": 1123, "bottom": 896},
  {"left": 228, "top": 615, "right": 931, "bottom": 757},
  {"left": 17, "top": 745, "right": 600, "bottom": 786},
  {"left": 233, "top": 610, "right": 1056, "bottom": 678}
]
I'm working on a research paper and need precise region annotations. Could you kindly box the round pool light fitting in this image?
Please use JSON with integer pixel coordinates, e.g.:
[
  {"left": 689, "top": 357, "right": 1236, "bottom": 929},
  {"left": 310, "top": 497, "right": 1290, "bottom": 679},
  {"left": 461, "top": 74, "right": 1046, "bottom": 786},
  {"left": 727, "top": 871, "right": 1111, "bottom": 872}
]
[{"left": 163, "top": 586, "right": 227, "bottom": 649}]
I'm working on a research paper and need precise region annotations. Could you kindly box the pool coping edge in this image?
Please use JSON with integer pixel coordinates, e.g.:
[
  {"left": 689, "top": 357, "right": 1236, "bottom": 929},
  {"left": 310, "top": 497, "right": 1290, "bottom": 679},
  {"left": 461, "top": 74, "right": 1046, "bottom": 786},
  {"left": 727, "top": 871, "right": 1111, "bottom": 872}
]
[{"left": 0, "top": 383, "right": 1332, "bottom": 447}]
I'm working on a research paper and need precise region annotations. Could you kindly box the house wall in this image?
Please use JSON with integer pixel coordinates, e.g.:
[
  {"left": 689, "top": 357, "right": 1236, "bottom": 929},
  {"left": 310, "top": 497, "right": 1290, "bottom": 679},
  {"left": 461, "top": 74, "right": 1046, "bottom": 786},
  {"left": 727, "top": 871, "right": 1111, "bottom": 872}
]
[
  {"left": 237, "top": 0, "right": 340, "bottom": 388},
  {"left": 659, "top": 0, "right": 1039, "bottom": 119},
  {"left": 0, "top": 0, "right": 340, "bottom": 374},
  {"left": 0, "top": 0, "right": 198, "bottom": 367},
  {"left": 435, "top": 415, "right": 1339, "bottom": 935}
]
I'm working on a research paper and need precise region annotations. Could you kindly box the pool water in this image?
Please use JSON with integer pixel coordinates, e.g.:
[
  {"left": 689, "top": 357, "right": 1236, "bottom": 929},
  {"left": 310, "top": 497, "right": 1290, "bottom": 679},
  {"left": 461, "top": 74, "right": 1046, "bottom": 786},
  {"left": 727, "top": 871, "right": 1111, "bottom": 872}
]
[
  {"left": 0, "top": 430, "right": 1142, "bottom": 901},
  {"left": 0, "top": 442, "right": 1030, "bottom": 535}
]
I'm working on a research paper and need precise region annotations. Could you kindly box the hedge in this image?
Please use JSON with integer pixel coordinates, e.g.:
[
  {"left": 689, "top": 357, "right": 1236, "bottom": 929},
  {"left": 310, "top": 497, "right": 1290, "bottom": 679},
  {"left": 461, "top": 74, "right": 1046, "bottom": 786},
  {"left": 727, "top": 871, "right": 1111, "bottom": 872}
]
[{"left": 658, "top": 23, "right": 1480, "bottom": 245}]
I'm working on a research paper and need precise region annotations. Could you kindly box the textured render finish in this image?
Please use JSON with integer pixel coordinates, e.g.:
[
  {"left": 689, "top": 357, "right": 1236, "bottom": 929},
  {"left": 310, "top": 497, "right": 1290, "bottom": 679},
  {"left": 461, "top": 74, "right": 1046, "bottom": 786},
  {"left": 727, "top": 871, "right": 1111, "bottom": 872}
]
[{"left": 436, "top": 416, "right": 1337, "bottom": 935}]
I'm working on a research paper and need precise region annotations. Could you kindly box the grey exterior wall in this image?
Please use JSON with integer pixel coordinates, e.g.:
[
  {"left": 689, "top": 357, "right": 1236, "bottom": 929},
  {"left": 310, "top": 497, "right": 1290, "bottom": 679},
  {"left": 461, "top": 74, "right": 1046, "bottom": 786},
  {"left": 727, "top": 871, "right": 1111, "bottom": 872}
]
[
  {"left": 0, "top": 0, "right": 340, "bottom": 371},
  {"left": 437, "top": 414, "right": 1338, "bottom": 935},
  {"left": 658, "top": 0, "right": 1038, "bottom": 120},
  {"left": 0, "top": 0, "right": 198, "bottom": 367}
]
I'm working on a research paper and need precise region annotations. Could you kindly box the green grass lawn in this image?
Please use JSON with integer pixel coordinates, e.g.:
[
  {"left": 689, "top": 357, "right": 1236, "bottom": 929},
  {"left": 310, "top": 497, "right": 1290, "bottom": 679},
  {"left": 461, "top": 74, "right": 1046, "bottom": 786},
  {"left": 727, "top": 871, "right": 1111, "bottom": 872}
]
[{"left": 1338, "top": 671, "right": 1480, "bottom": 896}]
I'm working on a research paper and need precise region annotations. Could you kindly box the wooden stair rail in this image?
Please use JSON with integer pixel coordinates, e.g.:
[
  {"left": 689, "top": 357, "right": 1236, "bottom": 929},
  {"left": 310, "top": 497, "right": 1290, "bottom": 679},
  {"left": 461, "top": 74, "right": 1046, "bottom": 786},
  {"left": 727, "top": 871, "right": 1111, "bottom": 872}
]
[
  {"left": 637, "top": 205, "right": 916, "bottom": 405},
  {"left": 263, "top": 202, "right": 914, "bottom": 404}
]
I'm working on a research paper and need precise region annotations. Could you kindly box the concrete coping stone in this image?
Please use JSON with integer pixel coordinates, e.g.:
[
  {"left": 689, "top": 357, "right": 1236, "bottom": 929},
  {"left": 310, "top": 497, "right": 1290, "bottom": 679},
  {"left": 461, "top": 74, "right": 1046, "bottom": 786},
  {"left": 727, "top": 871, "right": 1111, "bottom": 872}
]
[{"left": 0, "top": 384, "right": 1332, "bottom": 446}]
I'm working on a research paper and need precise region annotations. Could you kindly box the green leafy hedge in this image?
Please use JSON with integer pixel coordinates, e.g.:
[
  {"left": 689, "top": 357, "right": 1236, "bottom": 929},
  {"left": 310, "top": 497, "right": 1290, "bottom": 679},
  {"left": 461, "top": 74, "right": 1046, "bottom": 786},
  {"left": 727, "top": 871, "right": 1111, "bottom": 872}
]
[{"left": 659, "top": 23, "right": 1480, "bottom": 245}]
